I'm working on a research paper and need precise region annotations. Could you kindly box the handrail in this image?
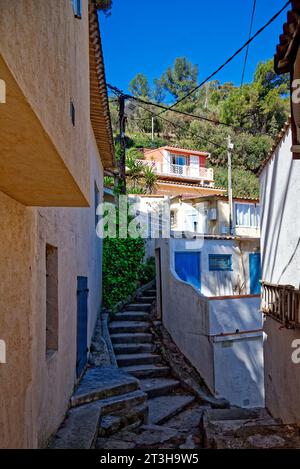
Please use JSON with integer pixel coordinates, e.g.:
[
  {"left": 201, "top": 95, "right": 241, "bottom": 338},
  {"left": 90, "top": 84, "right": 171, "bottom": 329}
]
[{"left": 261, "top": 281, "right": 300, "bottom": 328}]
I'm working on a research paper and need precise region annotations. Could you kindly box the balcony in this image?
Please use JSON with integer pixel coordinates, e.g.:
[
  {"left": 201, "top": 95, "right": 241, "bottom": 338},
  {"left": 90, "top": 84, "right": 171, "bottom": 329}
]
[
  {"left": 0, "top": 52, "right": 88, "bottom": 207},
  {"left": 137, "top": 160, "right": 214, "bottom": 183},
  {"left": 261, "top": 281, "right": 300, "bottom": 328}
]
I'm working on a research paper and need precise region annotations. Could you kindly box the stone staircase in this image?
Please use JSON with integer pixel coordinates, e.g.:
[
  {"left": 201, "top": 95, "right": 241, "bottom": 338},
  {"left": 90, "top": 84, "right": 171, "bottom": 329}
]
[
  {"left": 109, "top": 286, "right": 195, "bottom": 427},
  {"left": 49, "top": 284, "right": 196, "bottom": 449},
  {"left": 49, "top": 367, "right": 148, "bottom": 448}
]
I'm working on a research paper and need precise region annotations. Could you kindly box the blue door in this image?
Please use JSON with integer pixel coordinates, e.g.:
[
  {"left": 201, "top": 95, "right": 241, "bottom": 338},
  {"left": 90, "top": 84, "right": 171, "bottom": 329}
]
[
  {"left": 249, "top": 253, "right": 261, "bottom": 294},
  {"left": 175, "top": 252, "right": 201, "bottom": 290},
  {"left": 76, "top": 276, "right": 88, "bottom": 378}
]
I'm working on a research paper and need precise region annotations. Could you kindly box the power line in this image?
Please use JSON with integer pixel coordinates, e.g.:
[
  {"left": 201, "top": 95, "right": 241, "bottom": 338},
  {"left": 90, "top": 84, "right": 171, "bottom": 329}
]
[
  {"left": 132, "top": 101, "right": 228, "bottom": 152},
  {"left": 107, "top": 83, "right": 263, "bottom": 134},
  {"left": 156, "top": 0, "right": 291, "bottom": 114},
  {"left": 241, "top": 0, "right": 257, "bottom": 86}
]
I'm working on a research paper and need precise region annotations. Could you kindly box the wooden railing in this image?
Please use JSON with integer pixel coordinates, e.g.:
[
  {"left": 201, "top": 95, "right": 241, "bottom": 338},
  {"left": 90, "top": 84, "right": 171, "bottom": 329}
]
[{"left": 261, "top": 281, "right": 300, "bottom": 328}]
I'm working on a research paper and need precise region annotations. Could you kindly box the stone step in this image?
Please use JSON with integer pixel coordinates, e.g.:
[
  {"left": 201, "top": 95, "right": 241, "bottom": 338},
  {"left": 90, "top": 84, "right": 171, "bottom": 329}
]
[
  {"left": 148, "top": 395, "right": 195, "bottom": 425},
  {"left": 121, "top": 364, "right": 170, "bottom": 379},
  {"left": 142, "top": 289, "right": 157, "bottom": 297},
  {"left": 113, "top": 343, "right": 155, "bottom": 355},
  {"left": 116, "top": 353, "right": 161, "bottom": 367},
  {"left": 110, "top": 333, "right": 152, "bottom": 344},
  {"left": 124, "top": 303, "right": 152, "bottom": 312},
  {"left": 98, "top": 403, "right": 148, "bottom": 437},
  {"left": 70, "top": 367, "right": 139, "bottom": 408},
  {"left": 109, "top": 321, "right": 150, "bottom": 334},
  {"left": 114, "top": 311, "right": 150, "bottom": 322},
  {"left": 49, "top": 401, "right": 102, "bottom": 449},
  {"left": 139, "top": 378, "right": 181, "bottom": 398},
  {"left": 136, "top": 296, "right": 156, "bottom": 304},
  {"left": 100, "top": 390, "right": 147, "bottom": 416}
]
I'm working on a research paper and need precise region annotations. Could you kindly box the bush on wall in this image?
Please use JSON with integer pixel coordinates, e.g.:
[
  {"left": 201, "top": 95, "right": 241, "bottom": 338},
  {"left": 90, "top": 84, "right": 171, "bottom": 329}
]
[{"left": 103, "top": 236, "right": 153, "bottom": 311}]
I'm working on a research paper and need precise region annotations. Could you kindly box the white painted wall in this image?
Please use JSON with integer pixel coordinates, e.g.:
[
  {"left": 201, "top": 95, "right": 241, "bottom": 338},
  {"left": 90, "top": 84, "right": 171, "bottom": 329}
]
[
  {"left": 209, "top": 297, "right": 262, "bottom": 335},
  {"left": 260, "top": 125, "right": 300, "bottom": 424},
  {"left": 170, "top": 237, "right": 259, "bottom": 297},
  {"left": 157, "top": 237, "right": 264, "bottom": 408},
  {"left": 213, "top": 332, "right": 264, "bottom": 408},
  {"left": 209, "top": 297, "right": 264, "bottom": 408}
]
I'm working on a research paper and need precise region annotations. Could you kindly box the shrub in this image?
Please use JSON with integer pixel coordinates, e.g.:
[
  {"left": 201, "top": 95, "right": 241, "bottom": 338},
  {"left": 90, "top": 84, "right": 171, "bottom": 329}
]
[{"left": 103, "top": 237, "right": 146, "bottom": 310}]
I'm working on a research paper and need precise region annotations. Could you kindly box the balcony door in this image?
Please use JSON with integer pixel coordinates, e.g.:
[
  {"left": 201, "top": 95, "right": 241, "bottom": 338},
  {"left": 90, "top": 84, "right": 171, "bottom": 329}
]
[
  {"left": 170, "top": 154, "right": 186, "bottom": 175},
  {"left": 189, "top": 155, "right": 200, "bottom": 177}
]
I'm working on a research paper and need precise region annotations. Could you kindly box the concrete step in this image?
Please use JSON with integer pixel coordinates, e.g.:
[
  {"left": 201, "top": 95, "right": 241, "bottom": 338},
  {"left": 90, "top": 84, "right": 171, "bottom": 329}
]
[
  {"left": 116, "top": 353, "right": 161, "bottom": 367},
  {"left": 110, "top": 333, "right": 152, "bottom": 344},
  {"left": 114, "top": 311, "right": 150, "bottom": 322},
  {"left": 113, "top": 343, "right": 155, "bottom": 355},
  {"left": 148, "top": 395, "right": 195, "bottom": 425},
  {"left": 139, "top": 378, "right": 181, "bottom": 398},
  {"left": 142, "top": 289, "right": 157, "bottom": 297},
  {"left": 109, "top": 321, "right": 150, "bottom": 334},
  {"left": 98, "top": 403, "right": 148, "bottom": 437},
  {"left": 121, "top": 364, "right": 170, "bottom": 379},
  {"left": 49, "top": 401, "right": 102, "bottom": 449},
  {"left": 124, "top": 303, "right": 152, "bottom": 312},
  {"left": 70, "top": 367, "right": 139, "bottom": 408},
  {"left": 100, "top": 390, "right": 147, "bottom": 416},
  {"left": 136, "top": 296, "right": 156, "bottom": 304}
]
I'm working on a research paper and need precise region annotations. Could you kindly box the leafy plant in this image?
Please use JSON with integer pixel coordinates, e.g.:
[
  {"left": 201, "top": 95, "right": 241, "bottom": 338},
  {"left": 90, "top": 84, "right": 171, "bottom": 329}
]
[{"left": 103, "top": 237, "right": 145, "bottom": 310}]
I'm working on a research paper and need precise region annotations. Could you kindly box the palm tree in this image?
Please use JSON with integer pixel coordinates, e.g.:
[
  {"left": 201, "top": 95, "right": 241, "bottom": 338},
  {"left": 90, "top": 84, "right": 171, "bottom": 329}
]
[
  {"left": 143, "top": 165, "right": 158, "bottom": 194},
  {"left": 126, "top": 155, "right": 144, "bottom": 190}
]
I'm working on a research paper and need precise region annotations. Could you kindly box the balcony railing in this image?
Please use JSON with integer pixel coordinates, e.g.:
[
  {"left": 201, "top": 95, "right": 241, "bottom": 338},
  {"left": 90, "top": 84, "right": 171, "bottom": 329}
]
[
  {"left": 137, "top": 160, "right": 214, "bottom": 181},
  {"left": 261, "top": 281, "right": 300, "bottom": 328}
]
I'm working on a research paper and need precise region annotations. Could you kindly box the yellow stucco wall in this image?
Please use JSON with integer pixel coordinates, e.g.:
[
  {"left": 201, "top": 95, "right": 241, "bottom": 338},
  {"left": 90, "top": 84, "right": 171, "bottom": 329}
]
[
  {"left": 0, "top": 2, "right": 106, "bottom": 448},
  {"left": 0, "top": 0, "right": 90, "bottom": 201}
]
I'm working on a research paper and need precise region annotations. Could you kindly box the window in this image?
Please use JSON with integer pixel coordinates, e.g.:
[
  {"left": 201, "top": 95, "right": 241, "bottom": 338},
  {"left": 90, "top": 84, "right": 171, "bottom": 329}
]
[
  {"left": 209, "top": 254, "right": 232, "bottom": 271},
  {"left": 72, "top": 0, "right": 82, "bottom": 18},
  {"left": 46, "top": 244, "right": 58, "bottom": 357},
  {"left": 171, "top": 154, "right": 186, "bottom": 166},
  {"left": 234, "top": 203, "right": 260, "bottom": 228},
  {"left": 70, "top": 100, "right": 75, "bottom": 126},
  {"left": 170, "top": 210, "right": 177, "bottom": 227}
]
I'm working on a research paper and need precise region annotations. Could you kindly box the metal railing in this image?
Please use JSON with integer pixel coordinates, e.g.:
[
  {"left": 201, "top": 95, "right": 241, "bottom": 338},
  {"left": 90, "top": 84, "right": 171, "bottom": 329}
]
[
  {"left": 261, "top": 281, "right": 300, "bottom": 328},
  {"left": 136, "top": 160, "right": 214, "bottom": 181}
]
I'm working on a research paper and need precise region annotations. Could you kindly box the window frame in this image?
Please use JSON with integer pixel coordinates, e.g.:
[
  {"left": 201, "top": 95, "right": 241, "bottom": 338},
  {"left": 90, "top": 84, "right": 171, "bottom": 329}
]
[
  {"left": 72, "top": 0, "right": 82, "bottom": 19},
  {"left": 234, "top": 202, "right": 260, "bottom": 228},
  {"left": 170, "top": 153, "right": 187, "bottom": 166},
  {"left": 208, "top": 254, "right": 233, "bottom": 272}
]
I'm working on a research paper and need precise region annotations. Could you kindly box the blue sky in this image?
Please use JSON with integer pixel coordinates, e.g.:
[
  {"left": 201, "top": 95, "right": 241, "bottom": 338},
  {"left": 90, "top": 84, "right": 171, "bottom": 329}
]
[{"left": 100, "top": 0, "right": 289, "bottom": 95}]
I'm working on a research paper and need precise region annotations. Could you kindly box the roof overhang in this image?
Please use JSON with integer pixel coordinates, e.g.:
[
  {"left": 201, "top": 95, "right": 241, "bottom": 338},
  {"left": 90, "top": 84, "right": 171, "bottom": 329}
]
[
  {"left": 89, "top": 0, "right": 115, "bottom": 169},
  {"left": 274, "top": 1, "right": 300, "bottom": 74}
]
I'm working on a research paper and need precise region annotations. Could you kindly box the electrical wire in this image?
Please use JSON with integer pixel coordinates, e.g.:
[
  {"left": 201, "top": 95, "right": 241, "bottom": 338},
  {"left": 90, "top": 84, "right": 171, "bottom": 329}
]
[
  {"left": 108, "top": 83, "right": 264, "bottom": 135},
  {"left": 153, "top": 0, "right": 291, "bottom": 114},
  {"left": 241, "top": 0, "right": 257, "bottom": 86}
]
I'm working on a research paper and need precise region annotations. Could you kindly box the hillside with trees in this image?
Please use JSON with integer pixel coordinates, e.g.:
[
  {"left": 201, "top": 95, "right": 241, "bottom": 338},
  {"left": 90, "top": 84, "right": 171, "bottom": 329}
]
[{"left": 109, "top": 57, "right": 289, "bottom": 198}]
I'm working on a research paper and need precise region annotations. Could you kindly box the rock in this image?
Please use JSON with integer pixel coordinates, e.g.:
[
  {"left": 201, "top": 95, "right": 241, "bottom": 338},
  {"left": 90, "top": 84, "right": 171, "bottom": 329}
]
[
  {"left": 95, "top": 438, "right": 136, "bottom": 449},
  {"left": 247, "top": 434, "right": 286, "bottom": 448},
  {"left": 134, "top": 425, "right": 179, "bottom": 446},
  {"left": 179, "top": 434, "right": 197, "bottom": 449},
  {"left": 49, "top": 402, "right": 101, "bottom": 449}
]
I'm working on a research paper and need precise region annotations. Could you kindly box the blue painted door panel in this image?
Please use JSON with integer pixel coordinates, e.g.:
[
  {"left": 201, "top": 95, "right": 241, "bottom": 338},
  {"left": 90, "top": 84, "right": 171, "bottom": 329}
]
[
  {"left": 175, "top": 252, "right": 201, "bottom": 290},
  {"left": 76, "top": 276, "right": 88, "bottom": 377},
  {"left": 249, "top": 253, "right": 261, "bottom": 295}
]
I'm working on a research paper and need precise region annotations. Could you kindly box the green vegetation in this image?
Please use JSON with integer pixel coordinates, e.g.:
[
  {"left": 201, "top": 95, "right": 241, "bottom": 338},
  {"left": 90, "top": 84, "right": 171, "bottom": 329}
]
[
  {"left": 109, "top": 57, "right": 289, "bottom": 198},
  {"left": 102, "top": 206, "right": 155, "bottom": 310}
]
